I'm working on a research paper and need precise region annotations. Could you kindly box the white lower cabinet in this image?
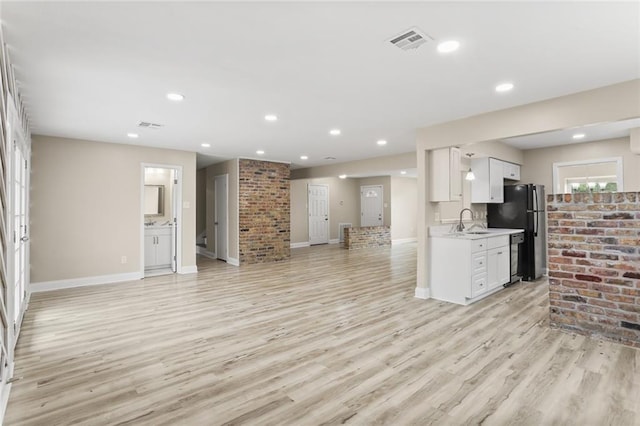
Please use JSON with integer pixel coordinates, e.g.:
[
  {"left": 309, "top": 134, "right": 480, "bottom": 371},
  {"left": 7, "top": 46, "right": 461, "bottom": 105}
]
[
  {"left": 145, "top": 226, "right": 173, "bottom": 269},
  {"left": 431, "top": 234, "right": 510, "bottom": 305},
  {"left": 487, "top": 248, "right": 510, "bottom": 291}
]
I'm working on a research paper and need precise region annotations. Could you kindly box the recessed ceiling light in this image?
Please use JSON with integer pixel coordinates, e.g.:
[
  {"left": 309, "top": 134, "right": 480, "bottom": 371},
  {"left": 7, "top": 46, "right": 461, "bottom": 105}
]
[
  {"left": 572, "top": 133, "right": 586, "bottom": 140},
  {"left": 437, "top": 40, "right": 460, "bottom": 53},
  {"left": 400, "top": 170, "right": 407, "bottom": 175},
  {"left": 339, "top": 174, "right": 347, "bottom": 179},
  {"left": 256, "top": 150, "right": 265, "bottom": 155},
  {"left": 329, "top": 129, "right": 341, "bottom": 136},
  {"left": 127, "top": 133, "right": 139, "bottom": 138},
  {"left": 495, "top": 82, "right": 514, "bottom": 93},
  {"left": 201, "top": 143, "right": 210, "bottom": 148},
  {"left": 264, "top": 114, "right": 278, "bottom": 122},
  {"left": 166, "top": 93, "right": 184, "bottom": 101},
  {"left": 377, "top": 139, "right": 387, "bottom": 146},
  {"left": 300, "top": 155, "right": 308, "bottom": 160}
]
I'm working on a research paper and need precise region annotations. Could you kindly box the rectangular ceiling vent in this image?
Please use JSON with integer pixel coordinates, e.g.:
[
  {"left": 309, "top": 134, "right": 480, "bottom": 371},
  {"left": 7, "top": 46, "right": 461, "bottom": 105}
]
[
  {"left": 137, "top": 121, "right": 163, "bottom": 129},
  {"left": 388, "top": 27, "right": 432, "bottom": 51}
]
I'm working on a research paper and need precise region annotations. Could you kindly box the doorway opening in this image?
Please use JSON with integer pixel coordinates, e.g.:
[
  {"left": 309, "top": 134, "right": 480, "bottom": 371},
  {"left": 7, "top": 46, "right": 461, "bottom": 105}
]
[
  {"left": 141, "top": 165, "right": 182, "bottom": 277},
  {"left": 214, "top": 174, "right": 228, "bottom": 261}
]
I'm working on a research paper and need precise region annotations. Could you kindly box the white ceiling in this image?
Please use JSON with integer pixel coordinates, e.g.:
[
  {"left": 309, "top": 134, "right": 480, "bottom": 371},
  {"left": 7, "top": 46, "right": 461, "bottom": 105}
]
[
  {"left": 501, "top": 118, "right": 640, "bottom": 150},
  {"left": 2, "top": 2, "right": 639, "bottom": 170}
]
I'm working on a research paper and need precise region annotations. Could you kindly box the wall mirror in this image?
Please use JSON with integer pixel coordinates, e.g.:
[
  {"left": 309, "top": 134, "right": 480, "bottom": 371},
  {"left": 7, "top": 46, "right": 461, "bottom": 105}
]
[
  {"left": 144, "top": 185, "right": 165, "bottom": 216},
  {"left": 552, "top": 157, "right": 623, "bottom": 194}
]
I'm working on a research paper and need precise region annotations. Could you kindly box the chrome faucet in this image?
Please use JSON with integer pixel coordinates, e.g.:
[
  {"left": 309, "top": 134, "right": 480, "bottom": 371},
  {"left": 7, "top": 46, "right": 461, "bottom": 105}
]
[{"left": 456, "top": 208, "right": 474, "bottom": 232}]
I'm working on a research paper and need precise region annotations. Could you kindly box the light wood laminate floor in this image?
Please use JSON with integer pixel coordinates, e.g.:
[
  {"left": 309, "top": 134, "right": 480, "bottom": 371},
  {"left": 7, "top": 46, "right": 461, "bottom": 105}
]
[{"left": 6, "top": 243, "right": 640, "bottom": 425}]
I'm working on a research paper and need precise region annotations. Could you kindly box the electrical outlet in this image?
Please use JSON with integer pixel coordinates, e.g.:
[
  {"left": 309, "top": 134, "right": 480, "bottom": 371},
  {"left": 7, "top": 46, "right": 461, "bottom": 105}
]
[{"left": 121, "top": 256, "right": 127, "bottom": 264}]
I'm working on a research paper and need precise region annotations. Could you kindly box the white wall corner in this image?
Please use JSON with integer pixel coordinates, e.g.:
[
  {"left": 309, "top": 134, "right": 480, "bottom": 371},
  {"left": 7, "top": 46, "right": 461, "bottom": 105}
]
[
  {"left": 630, "top": 127, "right": 640, "bottom": 154},
  {"left": 414, "top": 286, "right": 430, "bottom": 299},
  {"left": 329, "top": 238, "right": 340, "bottom": 244},
  {"left": 179, "top": 265, "right": 198, "bottom": 274},
  {"left": 30, "top": 271, "right": 144, "bottom": 293},
  {"left": 290, "top": 241, "right": 310, "bottom": 249},
  {"left": 227, "top": 257, "right": 240, "bottom": 266}
]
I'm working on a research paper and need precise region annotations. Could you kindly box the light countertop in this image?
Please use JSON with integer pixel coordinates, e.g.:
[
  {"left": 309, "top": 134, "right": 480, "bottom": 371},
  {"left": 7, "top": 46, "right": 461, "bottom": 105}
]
[{"left": 430, "top": 227, "right": 524, "bottom": 240}]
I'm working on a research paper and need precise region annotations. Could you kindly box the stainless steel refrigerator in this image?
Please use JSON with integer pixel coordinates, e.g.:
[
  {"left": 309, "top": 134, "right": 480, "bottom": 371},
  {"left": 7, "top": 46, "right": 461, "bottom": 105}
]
[{"left": 487, "top": 184, "right": 546, "bottom": 281}]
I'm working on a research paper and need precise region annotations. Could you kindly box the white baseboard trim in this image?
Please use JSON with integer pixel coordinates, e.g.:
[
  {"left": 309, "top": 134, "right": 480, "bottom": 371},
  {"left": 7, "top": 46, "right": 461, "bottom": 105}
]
[
  {"left": 329, "top": 239, "right": 340, "bottom": 244},
  {"left": 227, "top": 257, "right": 240, "bottom": 266},
  {"left": 197, "top": 248, "right": 218, "bottom": 260},
  {"left": 290, "top": 241, "right": 310, "bottom": 249},
  {"left": 414, "top": 286, "right": 431, "bottom": 299},
  {"left": 179, "top": 265, "right": 198, "bottom": 274},
  {"left": 31, "top": 271, "right": 143, "bottom": 293},
  {"left": 392, "top": 237, "right": 417, "bottom": 245}
]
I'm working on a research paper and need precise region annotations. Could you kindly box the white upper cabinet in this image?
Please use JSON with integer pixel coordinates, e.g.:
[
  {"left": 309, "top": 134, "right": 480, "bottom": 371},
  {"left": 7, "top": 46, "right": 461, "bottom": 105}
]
[
  {"left": 471, "top": 157, "right": 504, "bottom": 203},
  {"left": 502, "top": 161, "right": 521, "bottom": 180},
  {"left": 429, "top": 147, "right": 462, "bottom": 202}
]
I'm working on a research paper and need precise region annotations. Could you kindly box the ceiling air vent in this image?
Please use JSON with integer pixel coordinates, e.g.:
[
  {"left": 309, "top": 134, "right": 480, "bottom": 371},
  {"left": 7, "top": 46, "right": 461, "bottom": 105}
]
[
  {"left": 388, "top": 27, "right": 432, "bottom": 51},
  {"left": 324, "top": 156, "right": 337, "bottom": 160},
  {"left": 137, "top": 121, "right": 163, "bottom": 129}
]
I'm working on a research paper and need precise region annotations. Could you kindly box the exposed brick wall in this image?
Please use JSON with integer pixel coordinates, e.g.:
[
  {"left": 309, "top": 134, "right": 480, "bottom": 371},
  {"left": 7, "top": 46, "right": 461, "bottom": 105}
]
[
  {"left": 239, "top": 159, "right": 290, "bottom": 264},
  {"left": 344, "top": 226, "right": 391, "bottom": 250},
  {"left": 547, "top": 192, "right": 640, "bottom": 348}
]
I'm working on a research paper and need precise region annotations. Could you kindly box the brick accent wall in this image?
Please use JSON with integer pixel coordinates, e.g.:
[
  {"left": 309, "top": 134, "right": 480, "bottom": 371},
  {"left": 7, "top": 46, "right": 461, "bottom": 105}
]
[
  {"left": 238, "top": 159, "right": 290, "bottom": 264},
  {"left": 547, "top": 192, "right": 640, "bottom": 348},
  {"left": 344, "top": 226, "right": 391, "bottom": 250}
]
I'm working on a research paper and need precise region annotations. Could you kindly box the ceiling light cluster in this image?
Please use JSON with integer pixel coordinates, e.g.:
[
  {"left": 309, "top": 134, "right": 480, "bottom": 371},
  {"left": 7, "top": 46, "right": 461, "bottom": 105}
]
[
  {"left": 437, "top": 40, "right": 460, "bottom": 53},
  {"left": 166, "top": 93, "right": 184, "bottom": 102},
  {"left": 435, "top": 38, "right": 517, "bottom": 94},
  {"left": 126, "top": 91, "right": 186, "bottom": 139},
  {"left": 495, "top": 82, "right": 514, "bottom": 93}
]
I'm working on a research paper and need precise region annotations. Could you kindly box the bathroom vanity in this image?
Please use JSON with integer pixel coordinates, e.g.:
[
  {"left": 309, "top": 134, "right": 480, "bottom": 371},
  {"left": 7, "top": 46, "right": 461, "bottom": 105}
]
[{"left": 144, "top": 225, "right": 173, "bottom": 270}]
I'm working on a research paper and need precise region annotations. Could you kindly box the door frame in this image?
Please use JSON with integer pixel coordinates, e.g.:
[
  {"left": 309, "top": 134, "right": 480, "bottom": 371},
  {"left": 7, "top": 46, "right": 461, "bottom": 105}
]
[
  {"left": 140, "top": 163, "right": 183, "bottom": 276},
  {"left": 308, "top": 183, "right": 329, "bottom": 245},
  {"left": 5, "top": 96, "right": 29, "bottom": 367},
  {"left": 214, "top": 174, "right": 228, "bottom": 261},
  {"left": 360, "top": 184, "right": 383, "bottom": 227}
]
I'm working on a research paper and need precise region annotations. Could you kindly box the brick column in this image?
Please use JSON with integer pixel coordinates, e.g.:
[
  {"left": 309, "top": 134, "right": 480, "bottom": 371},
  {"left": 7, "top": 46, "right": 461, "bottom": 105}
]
[
  {"left": 238, "top": 159, "right": 290, "bottom": 264},
  {"left": 547, "top": 192, "right": 640, "bottom": 348}
]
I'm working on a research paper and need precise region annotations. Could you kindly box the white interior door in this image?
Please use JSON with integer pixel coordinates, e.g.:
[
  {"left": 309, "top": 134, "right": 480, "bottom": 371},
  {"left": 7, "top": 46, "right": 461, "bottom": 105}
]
[
  {"left": 214, "top": 174, "right": 228, "bottom": 261},
  {"left": 12, "top": 142, "right": 27, "bottom": 330},
  {"left": 361, "top": 185, "right": 383, "bottom": 227},
  {"left": 171, "top": 169, "right": 177, "bottom": 272},
  {"left": 308, "top": 184, "right": 329, "bottom": 245}
]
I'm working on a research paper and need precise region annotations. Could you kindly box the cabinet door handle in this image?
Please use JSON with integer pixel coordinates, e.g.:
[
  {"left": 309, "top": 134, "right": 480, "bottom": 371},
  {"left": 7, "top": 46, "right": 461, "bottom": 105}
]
[{"left": 498, "top": 251, "right": 503, "bottom": 255}]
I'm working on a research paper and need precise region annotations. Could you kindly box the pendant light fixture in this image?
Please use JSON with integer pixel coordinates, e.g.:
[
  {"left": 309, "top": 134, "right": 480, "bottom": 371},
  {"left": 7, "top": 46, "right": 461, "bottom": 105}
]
[{"left": 465, "top": 153, "right": 476, "bottom": 181}]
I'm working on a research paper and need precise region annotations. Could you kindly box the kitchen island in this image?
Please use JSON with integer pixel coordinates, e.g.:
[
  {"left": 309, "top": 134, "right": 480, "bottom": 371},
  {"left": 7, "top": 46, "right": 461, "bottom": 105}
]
[{"left": 430, "top": 228, "right": 524, "bottom": 305}]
